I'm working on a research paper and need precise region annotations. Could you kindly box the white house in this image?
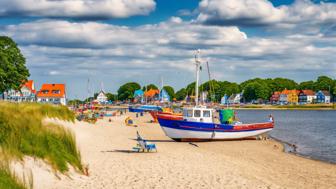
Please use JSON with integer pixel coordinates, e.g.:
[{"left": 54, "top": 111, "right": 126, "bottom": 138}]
[
  {"left": 96, "top": 90, "right": 108, "bottom": 104},
  {"left": 233, "top": 93, "right": 242, "bottom": 104},
  {"left": 4, "top": 80, "right": 36, "bottom": 102},
  {"left": 323, "top": 91, "right": 331, "bottom": 103},
  {"left": 228, "top": 93, "right": 242, "bottom": 104},
  {"left": 37, "top": 84, "right": 67, "bottom": 105}
]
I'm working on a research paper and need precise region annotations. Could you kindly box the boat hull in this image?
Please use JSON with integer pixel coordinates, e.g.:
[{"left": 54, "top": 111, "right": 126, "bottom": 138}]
[
  {"left": 161, "top": 126, "right": 272, "bottom": 140},
  {"left": 157, "top": 116, "right": 274, "bottom": 140}
]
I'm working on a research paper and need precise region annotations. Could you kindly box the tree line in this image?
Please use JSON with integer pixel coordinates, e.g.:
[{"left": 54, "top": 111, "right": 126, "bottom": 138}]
[{"left": 75, "top": 75, "right": 335, "bottom": 105}]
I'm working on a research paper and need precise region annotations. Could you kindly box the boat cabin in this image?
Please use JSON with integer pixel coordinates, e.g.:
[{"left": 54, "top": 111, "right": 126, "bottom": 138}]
[{"left": 182, "top": 106, "right": 213, "bottom": 123}]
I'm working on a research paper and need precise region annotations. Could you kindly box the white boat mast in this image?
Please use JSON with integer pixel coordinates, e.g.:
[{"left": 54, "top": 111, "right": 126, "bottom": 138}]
[{"left": 195, "top": 49, "right": 201, "bottom": 106}]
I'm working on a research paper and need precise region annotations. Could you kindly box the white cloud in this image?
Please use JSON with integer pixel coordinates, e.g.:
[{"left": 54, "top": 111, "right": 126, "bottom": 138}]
[
  {"left": 197, "top": 0, "right": 336, "bottom": 29},
  {"left": 2, "top": 18, "right": 336, "bottom": 98},
  {"left": 197, "top": 0, "right": 285, "bottom": 26},
  {"left": 0, "top": 0, "right": 156, "bottom": 18},
  {"left": 4, "top": 19, "right": 247, "bottom": 48}
]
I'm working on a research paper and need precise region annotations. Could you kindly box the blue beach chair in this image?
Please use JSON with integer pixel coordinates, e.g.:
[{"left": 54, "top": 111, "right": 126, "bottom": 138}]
[{"left": 133, "top": 131, "right": 157, "bottom": 152}]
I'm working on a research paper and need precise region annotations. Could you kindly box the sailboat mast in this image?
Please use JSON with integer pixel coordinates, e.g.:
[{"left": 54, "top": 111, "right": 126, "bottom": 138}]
[{"left": 195, "top": 49, "right": 201, "bottom": 106}]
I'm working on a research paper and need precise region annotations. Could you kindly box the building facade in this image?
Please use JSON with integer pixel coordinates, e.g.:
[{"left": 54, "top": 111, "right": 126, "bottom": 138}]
[
  {"left": 315, "top": 90, "right": 331, "bottom": 103},
  {"left": 270, "top": 91, "right": 280, "bottom": 104},
  {"left": 298, "top": 90, "right": 315, "bottom": 104},
  {"left": 96, "top": 90, "right": 108, "bottom": 104},
  {"left": 37, "top": 84, "right": 67, "bottom": 105},
  {"left": 4, "top": 80, "right": 36, "bottom": 102},
  {"left": 287, "top": 90, "right": 299, "bottom": 104}
]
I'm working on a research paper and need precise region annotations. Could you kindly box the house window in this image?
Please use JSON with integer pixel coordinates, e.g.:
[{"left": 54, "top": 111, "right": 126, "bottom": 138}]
[
  {"left": 42, "top": 90, "right": 49, "bottom": 94},
  {"left": 203, "top": 110, "right": 211, "bottom": 117},
  {"left": 194, "top": 110, "right": 201, "bottom": 117},
  {"left": 52, "top": 90, "right": 60, "bottom": 94}
]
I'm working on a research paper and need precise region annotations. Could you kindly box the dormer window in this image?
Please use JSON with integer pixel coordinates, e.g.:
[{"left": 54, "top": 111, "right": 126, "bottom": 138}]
[
  {"left": 42, "top": 90, "right": 49, "bottom": 94},
  {"left": 52, "top": 90, "right": 60, "bottom": 94}
]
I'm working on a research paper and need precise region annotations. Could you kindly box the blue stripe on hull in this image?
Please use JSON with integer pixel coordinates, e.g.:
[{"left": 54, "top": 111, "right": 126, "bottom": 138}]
[{"left": 158, "top": 118, "right": 269, "bottom": 133}]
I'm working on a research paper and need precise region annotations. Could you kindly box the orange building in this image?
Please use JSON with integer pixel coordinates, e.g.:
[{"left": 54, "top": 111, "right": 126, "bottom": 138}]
[{"left": 37, "top": 84, "right": 67, "bottom": 105}]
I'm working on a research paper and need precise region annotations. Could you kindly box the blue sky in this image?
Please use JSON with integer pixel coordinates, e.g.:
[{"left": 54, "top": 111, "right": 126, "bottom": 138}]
[{"left": 0, "top": 0, "right": 335, "bottom": 99}]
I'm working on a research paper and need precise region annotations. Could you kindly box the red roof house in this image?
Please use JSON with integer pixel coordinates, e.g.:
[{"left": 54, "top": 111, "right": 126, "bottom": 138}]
[{"left": 37, "top": 84, "right": 67, "bottom": 105}]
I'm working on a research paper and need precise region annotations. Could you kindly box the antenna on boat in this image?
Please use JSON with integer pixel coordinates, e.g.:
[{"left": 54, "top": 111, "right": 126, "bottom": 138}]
[{"left": 195, "top": 49, "right": 201, "bottom": 107}]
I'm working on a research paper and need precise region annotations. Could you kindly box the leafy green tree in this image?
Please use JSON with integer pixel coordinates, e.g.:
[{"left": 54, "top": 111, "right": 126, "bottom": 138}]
[
  {"left": 215, "top": 81, "right": 240, "bottom": 102},
  {"left": 242, "top": 82, "right": 271, "bottom": 102},
  {"left": 314, "top": 76, "right": 334, "bottom": 92},
  {"left": 84, "top": 97, "right": 94, "bottom": 103},
  {"left": 332, "top": 84, "right": 336, "bottom": 103},
  {"left": 270, "top": 78, "right": 298, "bottom": 91},
  {"left": 200, "top": 80, "right": 220, "bottom": 101},
  {"left": 185, "top": 82, "right": 196, "bottom": 95},
  {"left": 175, "top": 88, "right": 187, "bottom": 101},
  {"left": 106, "top": 93, "right": 117, "bottom": 101},
  {"left": 0, "top": 36, "right": 30, "bottom": 94},
  {"left": 163, "top": 86, "right": 175, "bottom": 99},
  {"left": 117, "top": 82, "right": 141, "bottom": 101},
  {"left": 94, "top": 92, "right": 98, "bottom": 99},
  {"left": 142, "top": 84, "right": 158, "bottom": 91},
  {"left": 298, "top": 81, "right": 315, "bottom": 90}
]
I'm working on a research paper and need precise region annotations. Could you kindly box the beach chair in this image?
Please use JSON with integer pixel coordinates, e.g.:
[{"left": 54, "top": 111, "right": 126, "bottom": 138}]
[
  {"left": 132, "top": 131, "right": 157, "bottom": 152},
  {"left": 125, "top": 117, "right": 137, "bottom": 127}
]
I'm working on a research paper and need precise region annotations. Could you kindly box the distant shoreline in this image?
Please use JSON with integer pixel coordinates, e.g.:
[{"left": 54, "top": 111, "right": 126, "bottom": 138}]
[{"left": 230, "top": 104, "right": 335, "bottom": 110}]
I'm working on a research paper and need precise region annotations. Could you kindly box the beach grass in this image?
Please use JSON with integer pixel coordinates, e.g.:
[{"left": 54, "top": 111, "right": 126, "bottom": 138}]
[
  {"left": 0, "top": 102, "right": 82, "bottom": 173},
  {"left": 0, "top": 159, "right": 32, "bottom": 189}
]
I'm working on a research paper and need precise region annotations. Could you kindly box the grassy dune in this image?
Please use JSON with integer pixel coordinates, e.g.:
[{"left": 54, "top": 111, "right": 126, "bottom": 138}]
[
  {"left": 0, "top": 102, "right": 83, "bottom": 189},
  {"left": 0, "top": 161, "right": 32, "bottom": 189}
]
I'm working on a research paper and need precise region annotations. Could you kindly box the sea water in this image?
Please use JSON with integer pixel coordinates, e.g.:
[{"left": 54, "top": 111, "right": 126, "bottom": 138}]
[{"left": 236, "top": 109, "right": 336, "bottom": 164}]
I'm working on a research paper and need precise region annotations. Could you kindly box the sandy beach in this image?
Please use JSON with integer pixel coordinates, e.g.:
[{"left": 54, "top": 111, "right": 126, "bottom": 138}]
[{"left": 18, "top": 112, "right": 336, "bottom": 189}]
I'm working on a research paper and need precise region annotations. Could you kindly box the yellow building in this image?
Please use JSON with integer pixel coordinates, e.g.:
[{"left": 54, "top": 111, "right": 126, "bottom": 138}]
[{"left": 282, "top": 89, "right": 299, "bottom": 104}]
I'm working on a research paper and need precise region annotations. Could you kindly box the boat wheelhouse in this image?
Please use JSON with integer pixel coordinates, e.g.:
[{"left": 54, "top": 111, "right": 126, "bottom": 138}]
[{"left": 182, "top": 106, "right": 213, "bottom": 123}]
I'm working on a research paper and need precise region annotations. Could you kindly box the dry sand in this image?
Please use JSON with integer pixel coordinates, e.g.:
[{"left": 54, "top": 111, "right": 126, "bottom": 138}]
[{"left": 18, "top": 112, "right": 336, "bottom": 189}]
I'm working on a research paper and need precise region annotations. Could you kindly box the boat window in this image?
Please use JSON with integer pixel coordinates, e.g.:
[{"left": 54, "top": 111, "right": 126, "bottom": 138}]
[
  {"left": 194, "top": 110, "right": 201, "bottom": 117},
  {"left": 183, "top": 109, "right": 193, "bottom": 117},
  {"left": 203, "top": 110, "right": 211, "bottom": 117}
]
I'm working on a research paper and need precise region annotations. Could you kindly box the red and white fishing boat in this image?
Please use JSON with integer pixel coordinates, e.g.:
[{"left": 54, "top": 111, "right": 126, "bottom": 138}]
[{"left": 157, "top": 50, "right": 274, "bottom": 141}]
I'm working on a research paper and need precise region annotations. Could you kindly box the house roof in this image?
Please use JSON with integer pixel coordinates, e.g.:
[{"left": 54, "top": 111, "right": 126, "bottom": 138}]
[
  {"left": 98, "top": 90, "right": 105, "bottom": 95},
  {"left": 37, "top": 84, "right": 66, "bottom": 98},
  {"left": 21, "top": 80, "right": 36, "bottom": 93},
  {"left": 281, "top": 89, "right": 299, "bottom": 95},
  {"left": 322, "top": 90, "right": 331, "bottom": 96},
  {"left": 273, "top": 91, "right": 281, "bottom": 95},
  {"left": 144, "top": 89, "right": 159, "bottom": 97},
  {"left": 302, "top": 90, "right": 315, "bottom": 96}
]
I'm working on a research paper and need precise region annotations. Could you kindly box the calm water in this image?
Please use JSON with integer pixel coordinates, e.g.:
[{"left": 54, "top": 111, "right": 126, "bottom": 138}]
[{"left": 236, "top": 110, "right": 336, "bottom": 164}]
